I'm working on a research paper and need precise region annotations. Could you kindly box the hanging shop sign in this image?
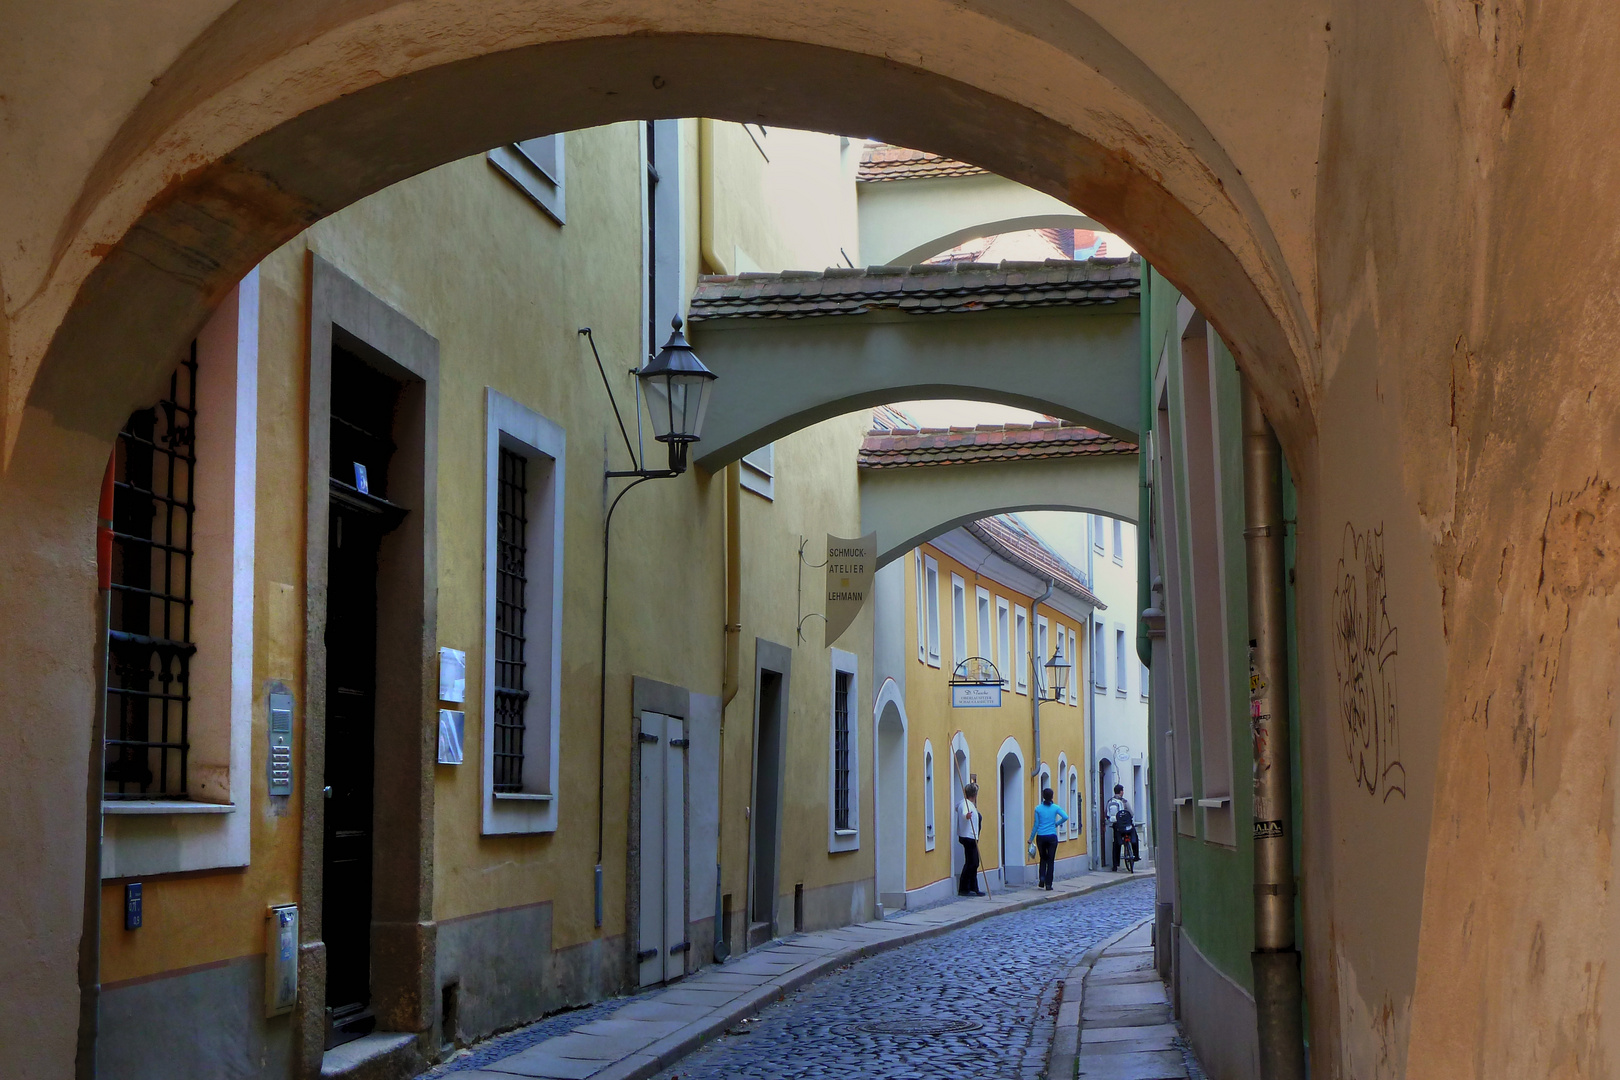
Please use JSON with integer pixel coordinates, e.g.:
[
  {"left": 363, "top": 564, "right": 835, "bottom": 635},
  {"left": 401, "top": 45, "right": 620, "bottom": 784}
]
[
  {"left": 950, "top": 657, "right": 1005, "bottom": 708},
  {"left": 824, "top": 532, "right": 877, "bottom": 647}
]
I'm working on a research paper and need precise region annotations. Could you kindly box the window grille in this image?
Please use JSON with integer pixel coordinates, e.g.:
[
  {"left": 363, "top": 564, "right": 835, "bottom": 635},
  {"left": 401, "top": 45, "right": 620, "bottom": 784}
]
[
  {"left": 105, "top": 352, "right": 197, "bottom": 799},
  {"left": 833, "top": 671, "right": 853, "bottom": 831},
  {"left": 493, "top": 447, "right": 530, "bottom": 792}
]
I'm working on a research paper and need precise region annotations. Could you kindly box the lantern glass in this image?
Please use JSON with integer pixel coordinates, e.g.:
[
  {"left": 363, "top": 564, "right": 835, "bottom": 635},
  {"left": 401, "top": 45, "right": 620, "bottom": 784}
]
[
  {"left": 637, "top": 316, "right": 717, "bottom": 447},
  {"left": 1045, "top": 641, "right": 1071, "bottom": 700}
]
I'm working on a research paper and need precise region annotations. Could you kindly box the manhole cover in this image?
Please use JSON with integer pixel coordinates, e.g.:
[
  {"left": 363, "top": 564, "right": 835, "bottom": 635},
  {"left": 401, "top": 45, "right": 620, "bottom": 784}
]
[{"left": 850, "top": 1017, "right": 982, "bottom": 1036}]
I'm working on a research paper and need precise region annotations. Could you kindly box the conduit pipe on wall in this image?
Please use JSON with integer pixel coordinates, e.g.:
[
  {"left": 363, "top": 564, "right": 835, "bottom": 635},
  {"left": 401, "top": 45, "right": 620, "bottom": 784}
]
[
  {"left": 1241, "top": 379, "right": 1306, "bottom": 1080},
  {"left": 1028, "top": 578, "right": 1055, "bottom": 779},
  {"left": 77, "top": 458, "right": 115, "bottom": 1080},
  {"left": 715, "top": 461, "right": 741, "bottom": 960},
  {"left": 1136, "top": 267, "right": 1154, "bottom": 669},
  {"left": 722, "top": 462, "right": 742, "bottom": 708}
]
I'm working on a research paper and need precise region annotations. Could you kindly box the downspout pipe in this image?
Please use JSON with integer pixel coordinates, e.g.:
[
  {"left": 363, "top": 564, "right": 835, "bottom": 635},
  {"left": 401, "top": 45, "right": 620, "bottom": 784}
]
[
  {"left": 715, "top": 461, "right": 741, "bottom": 959},
  {"left": 1029, "top": 578, "right": 1055, "bottom": 780},
  {"left": 1136, "top": 262, "right": 1154, "bottom": 669},
  {"left": 1241, "top": 379, "right": 1306, "bottom": 1080}
]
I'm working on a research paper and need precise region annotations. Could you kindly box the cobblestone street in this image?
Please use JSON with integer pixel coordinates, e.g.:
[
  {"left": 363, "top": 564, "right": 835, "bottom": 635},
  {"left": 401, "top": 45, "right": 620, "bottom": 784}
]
[{"left": 651, "top": 878, "right": 1155, "bottom": 1080}]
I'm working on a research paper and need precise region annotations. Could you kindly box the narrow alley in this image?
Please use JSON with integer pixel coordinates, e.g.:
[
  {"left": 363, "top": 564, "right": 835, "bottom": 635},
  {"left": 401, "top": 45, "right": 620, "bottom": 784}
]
[{"left": 421, "top": 877, "right": 1159, "bottom": 1080}]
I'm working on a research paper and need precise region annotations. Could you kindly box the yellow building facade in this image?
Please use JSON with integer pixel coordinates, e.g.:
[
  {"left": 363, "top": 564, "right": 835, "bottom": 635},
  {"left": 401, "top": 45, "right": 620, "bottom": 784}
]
[
  {"left": 90, "top": 120, "right": 879, "bottom": 1080},
  {"left": 875, "top": 517, "right": 1097, "bottom": 912}
]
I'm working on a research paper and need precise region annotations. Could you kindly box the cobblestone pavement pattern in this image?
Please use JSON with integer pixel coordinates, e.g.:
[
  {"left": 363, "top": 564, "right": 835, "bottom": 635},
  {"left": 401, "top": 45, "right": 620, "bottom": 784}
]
[{"left": 650, "top": 878, "right": 1156, "bottom": 1080}]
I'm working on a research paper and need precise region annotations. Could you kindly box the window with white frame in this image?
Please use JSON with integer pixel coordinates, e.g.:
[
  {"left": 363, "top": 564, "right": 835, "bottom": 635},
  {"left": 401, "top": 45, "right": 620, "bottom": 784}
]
[
  {"left": 828, "top": 648, "right": 861, "bottom": 851},
  {"left": 483, "top": 389, "right": 565, "bottom": 835},
  {"left": 1067, "top": 628, "right": 1079, "bottom": 705},
  {"left": 951, "top": 574, "right": 967, "bottom": 670},
  {"left": 489, "top": 134, "right": 566, "bottom": 224},
  {"left": 976, "top": 587, "right": 992, "bottom": 663},
  {"left": 1092, "top": 513, "right": 1105, "bottom": 552},
  {"left": 1036, "top": 616, "right": 1050, "bottom": 697},
  {"left": 924, "top": 556, "right": 941, "bottom": 667},
  {"left": 1112, "top": 517, "right": 1124, "bottom": 563},
  {"left": 1068, "top": 766, "right": 1081, "bottom": 838},
  {"left": 1115, "top": 626, "right": 1128, "bottom": 697},
  {"left": 1141, "top": 657, "right": 1150, "bottom": 700},
  {"left": 923, "top": 741, "right": 936, "bottom": 851},
  {"left": 996, "top": 597, "right": 1011, "bottom": 687},
  {"left": 1092, "top": 620, "right": 1107, "bottom": 692},
  {"left": 915, "top": 551, "right": 927, "bottom": 663},
  {"left": 1014, "top": 606, "right": 1029, "bottom": 694},
  {"left": 1055, "top": 753, "right": 1069, "bottom": 831},
  {"left": 102, "top": 274, "right": 260, "bottom": 877}
]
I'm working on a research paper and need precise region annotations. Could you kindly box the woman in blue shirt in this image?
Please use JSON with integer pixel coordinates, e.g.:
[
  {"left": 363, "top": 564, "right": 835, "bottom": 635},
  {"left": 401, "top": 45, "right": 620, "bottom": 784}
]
[{"left": 1028, "top": 788, "right": 1069, "bottom": 890}]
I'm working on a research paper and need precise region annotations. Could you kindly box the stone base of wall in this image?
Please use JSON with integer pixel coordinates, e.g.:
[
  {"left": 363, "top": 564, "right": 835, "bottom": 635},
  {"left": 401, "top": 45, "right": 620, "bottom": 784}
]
[
  {"left": 437, "top": 900, "right": 628, "bottom": 1050},
  {"left": 904, "top": 874, "right": 957, "bottom": 909},
  {"left": 1176, "top": 929, "right": 1260, "bottom": 1080},
  {"left": 792, "top": 876, "right": 875, "bottom": 933},
  {"left": 99, "top": 954, "right": 294, "bottom": 1080}
]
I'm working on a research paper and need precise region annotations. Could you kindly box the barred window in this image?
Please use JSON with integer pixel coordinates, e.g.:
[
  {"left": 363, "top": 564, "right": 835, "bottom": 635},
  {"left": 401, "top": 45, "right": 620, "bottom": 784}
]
[
  {"left": 493, "top": 447, "right": 529, "bottom": 792},
  {"left": 105, "top": 353, "right": 197, "bottom": 799},
  {"left": 833, "top": 671, "right": 852, "bottom": 831}
]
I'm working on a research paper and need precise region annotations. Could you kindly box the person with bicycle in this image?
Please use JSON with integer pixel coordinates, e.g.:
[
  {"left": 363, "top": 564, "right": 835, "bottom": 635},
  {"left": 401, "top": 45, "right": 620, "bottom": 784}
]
[{"left": 1106, "top": 784, "right": 1138, "bottom": 871}]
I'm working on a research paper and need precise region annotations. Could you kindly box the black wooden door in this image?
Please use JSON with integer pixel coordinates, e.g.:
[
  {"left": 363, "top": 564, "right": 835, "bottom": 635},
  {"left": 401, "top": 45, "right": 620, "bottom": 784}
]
[{"left": 322, "top": 505, "right": 381, "bottom": 1044}]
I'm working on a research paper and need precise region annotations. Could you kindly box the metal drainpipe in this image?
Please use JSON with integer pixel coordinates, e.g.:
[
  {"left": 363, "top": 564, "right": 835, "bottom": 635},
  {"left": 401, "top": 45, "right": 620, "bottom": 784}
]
[
  {"left": 1029, "top": 578, "right": 1055, "bottom": 780},
  {"left": 1242, "top": 380, "right": 1306, "bottom": 1080}
]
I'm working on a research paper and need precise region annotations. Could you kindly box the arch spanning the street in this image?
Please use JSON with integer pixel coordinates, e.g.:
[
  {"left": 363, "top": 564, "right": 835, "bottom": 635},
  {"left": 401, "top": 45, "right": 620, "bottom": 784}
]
[
  {"left": 862, "top": 453, "right": 1138, "bottom": 568},
  {"left": 857, "top": 164, "right": 1105, "bottom": 266}
]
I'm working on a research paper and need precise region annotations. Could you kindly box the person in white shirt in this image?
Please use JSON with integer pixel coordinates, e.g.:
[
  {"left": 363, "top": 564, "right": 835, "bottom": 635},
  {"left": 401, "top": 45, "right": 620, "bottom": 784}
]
[
  {"left": 1106, "top": 784, "right": 1136, "bottom": 870},
  {"left": 956, "top": 782, "right": 985, "bottom": 896}
]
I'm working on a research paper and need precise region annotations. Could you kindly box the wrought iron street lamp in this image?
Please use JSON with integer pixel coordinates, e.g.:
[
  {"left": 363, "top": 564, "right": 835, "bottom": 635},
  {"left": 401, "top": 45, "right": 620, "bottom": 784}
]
[
  {"left": 579, "top": 314, "right": 718, "bottom": 929},
  {"left": 1044, "top": 638, "right": 1071, "bottom": 702},
  {"left": 636, "top": 316, "right": 717, "bottom": 474}
]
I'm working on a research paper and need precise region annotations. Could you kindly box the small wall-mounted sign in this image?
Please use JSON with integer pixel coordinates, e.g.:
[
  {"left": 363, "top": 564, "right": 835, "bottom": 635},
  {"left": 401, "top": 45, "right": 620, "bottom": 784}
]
[
  {"left": 438, "top": 710, "right": 465, "bottom": 765},
  {"left": 438, "top": 647, "right": 466, "bottom": 703},
  {"left": 353, "top": 462, "right": 370, "bottom": 493},
  {"left": 124, "top": 882, "right": 142, "bottom": 930}
]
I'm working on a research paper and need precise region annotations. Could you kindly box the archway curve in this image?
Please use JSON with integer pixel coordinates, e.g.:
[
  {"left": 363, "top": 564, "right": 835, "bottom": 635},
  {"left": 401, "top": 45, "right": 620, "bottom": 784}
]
[
  {"left": 872, "top": 678, "right": 908, "bottom": 907},
  {"left": 16, "top": 4, "right": 1317, "bottom": 466},
  {"left": 875, "top": 502, "right": 1135, "bottom": 570},
  {"left": 888, "top": 212, "right": 1106, "bottom": 267},
  {"left": 701, "top": 381, "right": 1137, "bottom": 472}
]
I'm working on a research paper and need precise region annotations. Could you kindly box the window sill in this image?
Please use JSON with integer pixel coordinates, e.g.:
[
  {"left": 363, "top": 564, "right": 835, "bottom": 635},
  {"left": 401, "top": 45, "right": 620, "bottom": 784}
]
[
  {"left": 833, "top": 829, "right": 858, "bottom": 838},
  {"left": 1196, "top": 797, "right": 1231, "bottom": 808},
  {"left": 1173, "top": 796, "right": 1193, "bottom": 807},
  {"left": 103, "top": 800, "right": 234, "bottom": 816},
  {"left": 494, "top": 792, "right": 556, "bottom": 802},
  {"left": 1116, "top": 690, "right": 1128, "bottom": 698}
]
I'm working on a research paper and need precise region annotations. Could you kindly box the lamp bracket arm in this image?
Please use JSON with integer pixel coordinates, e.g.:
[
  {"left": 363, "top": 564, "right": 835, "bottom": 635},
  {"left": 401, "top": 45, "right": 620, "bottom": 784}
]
[{"left": 579, "top": 327, "right": 641, "bottom": 471}]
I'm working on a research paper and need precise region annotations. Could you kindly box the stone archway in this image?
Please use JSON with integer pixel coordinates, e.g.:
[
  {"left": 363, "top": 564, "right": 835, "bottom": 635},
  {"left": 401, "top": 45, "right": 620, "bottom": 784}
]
[{"left": 0, "top": 7, "right": 1320, "bottom": 1073}]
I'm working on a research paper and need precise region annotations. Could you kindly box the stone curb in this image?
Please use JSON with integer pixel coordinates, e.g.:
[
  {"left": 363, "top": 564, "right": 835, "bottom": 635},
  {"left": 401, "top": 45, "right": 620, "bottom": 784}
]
[
  {"left": 1047, "top": 915, "right": 1155, "bottom": 1080},
  {"left": 497, "top": 870, "right": 1154, "bottom": 1080}
]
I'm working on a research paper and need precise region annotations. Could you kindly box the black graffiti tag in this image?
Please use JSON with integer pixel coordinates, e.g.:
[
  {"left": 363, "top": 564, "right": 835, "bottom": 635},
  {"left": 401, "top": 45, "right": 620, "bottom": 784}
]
[{"left": 1332, "top": 523, "right": 1405, "bottom": 801}]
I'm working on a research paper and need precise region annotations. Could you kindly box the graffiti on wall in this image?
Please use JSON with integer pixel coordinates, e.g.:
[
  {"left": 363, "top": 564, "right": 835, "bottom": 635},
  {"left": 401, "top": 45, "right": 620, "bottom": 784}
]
[{"left": 1332, "top": 522, "right": 1405, "bottom": 801}]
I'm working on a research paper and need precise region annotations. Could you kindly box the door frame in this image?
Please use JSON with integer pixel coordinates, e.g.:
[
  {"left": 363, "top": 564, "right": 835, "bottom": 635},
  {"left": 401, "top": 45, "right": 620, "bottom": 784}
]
[
  {"left": 995, "top": 737, "right": 1025, "bottom": 886},
  {"left": 745, "top": 639, "right": 792, "bottom": 945},
  {"left": 300, "top": 255, "right": 439, "bottom": 1073}
]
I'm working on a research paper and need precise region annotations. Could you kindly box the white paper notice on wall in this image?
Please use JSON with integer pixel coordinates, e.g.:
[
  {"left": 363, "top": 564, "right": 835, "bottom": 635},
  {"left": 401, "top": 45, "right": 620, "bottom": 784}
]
[
  {"left": 438, "top": 710, "right": 465, "bottom": 765},
  {"left": 438, "top": 647, "right": 466, "bottom": 703}
]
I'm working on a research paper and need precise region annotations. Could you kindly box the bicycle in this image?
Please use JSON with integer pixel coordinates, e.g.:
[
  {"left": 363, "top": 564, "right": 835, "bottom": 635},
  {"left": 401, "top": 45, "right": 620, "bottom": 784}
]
[{"left": 1118, "top": 825, "right": 1140, "bottom": 873}]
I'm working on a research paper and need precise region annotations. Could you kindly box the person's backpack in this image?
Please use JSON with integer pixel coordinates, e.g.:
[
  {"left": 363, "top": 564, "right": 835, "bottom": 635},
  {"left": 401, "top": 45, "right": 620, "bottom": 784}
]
[{"left": 1113, "top": 806, "right": 1134, "bottom": 832}]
